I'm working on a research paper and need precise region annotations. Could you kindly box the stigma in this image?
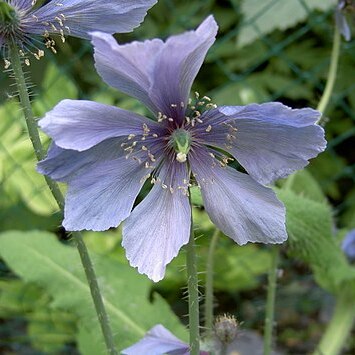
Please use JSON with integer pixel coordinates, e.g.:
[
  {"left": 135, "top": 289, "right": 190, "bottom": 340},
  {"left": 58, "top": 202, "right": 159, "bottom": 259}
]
[{"left": 176, "top": 152, "right": 187, "bottom": 163}]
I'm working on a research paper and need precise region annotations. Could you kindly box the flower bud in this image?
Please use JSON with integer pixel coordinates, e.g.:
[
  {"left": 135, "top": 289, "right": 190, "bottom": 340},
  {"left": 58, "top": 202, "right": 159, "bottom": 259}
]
[{"left": 214, "top": 314, "right": 239, "bottom": 345}]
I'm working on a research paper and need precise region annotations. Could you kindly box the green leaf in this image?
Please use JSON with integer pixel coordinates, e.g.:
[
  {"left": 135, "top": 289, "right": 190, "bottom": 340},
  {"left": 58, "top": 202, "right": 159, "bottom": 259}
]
[
  {"left": 32, "top": 63, "right": 78, "bottom": 117},
  {"left": 279, "top": 170, "right": 327, "bottom": 203},
  {"left": 0, "top": 231, "right": 187, "bottom": 352},
  {"left": 0, "top": 99, "right": 58, "bottom": 216},
  {"left": 0, "top": 280, "right": 77, "bottom": 353},
  {"left": 277, "top": 189, "right": 355, "bottom": 295},
  {"left": 238, "top": 0, "right": 334, "bottom": 47}
]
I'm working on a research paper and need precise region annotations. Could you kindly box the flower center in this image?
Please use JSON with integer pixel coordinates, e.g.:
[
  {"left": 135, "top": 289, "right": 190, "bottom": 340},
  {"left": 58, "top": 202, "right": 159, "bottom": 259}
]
[
  {"left": 170, "top": 129, "right": 191, "bottom": 163},
  {"left": 0, "top": 2, "right": 18, "bottom": 33}
]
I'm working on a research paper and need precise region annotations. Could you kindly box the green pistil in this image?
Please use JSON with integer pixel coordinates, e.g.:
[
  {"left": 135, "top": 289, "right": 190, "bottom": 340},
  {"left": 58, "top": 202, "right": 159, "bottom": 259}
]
[
  {"left": 171, "top": 129, "right": 191, "bottom": 163},
  {"left": 0, "top": 2, "right": 18, "bottom": 26}
]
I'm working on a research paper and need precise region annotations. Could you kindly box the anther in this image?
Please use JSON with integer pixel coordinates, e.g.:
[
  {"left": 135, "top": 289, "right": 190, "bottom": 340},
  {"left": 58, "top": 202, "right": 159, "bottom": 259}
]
[
  {"left": 140, "top": 174, "right": 151, "bottom": 184},
  {"left": 4, "top": 59, "right": 11, "bottom": 69},
  {"left": 142, "top": 123, "right": 150, "bottom": 134},
  {"left": 206, "top": 125, "right": 212, "bottom": 132}
]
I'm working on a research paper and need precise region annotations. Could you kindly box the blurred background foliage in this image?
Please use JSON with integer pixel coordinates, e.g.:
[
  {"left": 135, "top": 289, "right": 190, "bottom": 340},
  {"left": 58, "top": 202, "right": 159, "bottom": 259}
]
[{"left": 0, "top": 0, "right": 355, "bottom": 354}]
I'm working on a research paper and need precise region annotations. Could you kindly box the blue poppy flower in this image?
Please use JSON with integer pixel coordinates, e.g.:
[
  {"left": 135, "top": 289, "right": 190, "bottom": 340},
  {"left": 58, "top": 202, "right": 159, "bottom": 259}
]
[{"left": 38, "top": 16, "right": 326, "bottom": 281}]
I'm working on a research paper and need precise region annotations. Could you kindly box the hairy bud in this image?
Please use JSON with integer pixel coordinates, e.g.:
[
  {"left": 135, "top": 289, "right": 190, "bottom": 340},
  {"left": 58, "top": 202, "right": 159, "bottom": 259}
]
[{"left": 214, "top": 314, "right": 239, "bottom": 345}]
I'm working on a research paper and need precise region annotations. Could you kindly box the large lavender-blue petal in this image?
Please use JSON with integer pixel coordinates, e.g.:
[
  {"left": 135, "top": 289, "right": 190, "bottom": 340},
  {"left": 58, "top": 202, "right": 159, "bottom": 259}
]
[
  {"left": 149, "top": 15, "right": 218, "bottom": 121},
  {"left": 189, "top": 148, "right": 287, "bottom": 245},
  {"left": 27, "top": 0, "right": 157, "bottom": 39},
  {"left": 37, "top": 139, "right": 151, "bottom": 231},
  {"left": 39, "top": 99, "right": 161, "bottom": 151},
  {"left": 122, "top": 162, "right": 190, "bottom": 282},
  {"left": 122, "top": 324, "right": 189, "bottom": 355},
  {"left": 92, "top": 32, "right": 163, "bottom": 115},
  {"left": 199, "top": 103, "right": 326, "bottom": 185},
  {"left": 92, "top": 16, "right": 217, "bottom": 120}
]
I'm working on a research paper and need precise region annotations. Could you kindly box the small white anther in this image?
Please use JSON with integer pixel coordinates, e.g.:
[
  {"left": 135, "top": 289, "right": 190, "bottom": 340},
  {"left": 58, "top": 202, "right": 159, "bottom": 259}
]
[{"left": 4, "top": 60, "right": 11, "bottom": 69}]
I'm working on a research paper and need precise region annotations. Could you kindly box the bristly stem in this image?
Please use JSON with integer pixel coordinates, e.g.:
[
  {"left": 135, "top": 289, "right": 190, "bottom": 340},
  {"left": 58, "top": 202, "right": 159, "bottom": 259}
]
[
  {"left": 316, "top": 26, "right": 341, "bottom": 119},
  {"left": 186, "top": 205, "right": 200, "bottom": 354},
  {"left": 263, "top": 246, "right": 279, "bottom": 355},
  {"left": 8, "top": 42, "right": 118, "bottom": 355},
  {"left": 204, "top": 228, "right": 220, "bottom": 337},
  {"left": 313, "top": 290, "right": 355, "bottom": 355}
]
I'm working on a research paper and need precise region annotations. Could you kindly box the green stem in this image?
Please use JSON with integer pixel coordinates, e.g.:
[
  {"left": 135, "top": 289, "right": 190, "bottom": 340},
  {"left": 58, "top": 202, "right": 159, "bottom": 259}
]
[
  {"left": 263, "top": 246, "right": 279, "bottom": 355},
  {"left": 316, "top": 27, "right": 341, "bottom": 118},
  {"left": 313, "top": 291, "right": 355, "bottom": 355},
  {"left": 186, "top": 210, "right": 200, "bottom": 355},
  {"left": 8, "top": 43, "right": 118, "bottom": 355},
  {"left": 204, "top": 228, "right": 220, "bottom": 337}
]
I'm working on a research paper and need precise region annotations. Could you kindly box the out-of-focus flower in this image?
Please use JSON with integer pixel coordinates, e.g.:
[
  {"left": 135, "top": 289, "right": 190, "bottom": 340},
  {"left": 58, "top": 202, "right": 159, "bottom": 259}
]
[
  {"left": 0, "top": 0, "right": 156, "bottom": 61},
  {"left": 342, "top": 229, "right": 355, "bottom": 262},
  {"left": 122, "top": 324, "right": 208, "bottom": 355},
  {"left": 38, "top": 16, "right": 326, "bottom": 282},
  {"left": 335, "top": 0, "right": 354, "bottom": 41}
]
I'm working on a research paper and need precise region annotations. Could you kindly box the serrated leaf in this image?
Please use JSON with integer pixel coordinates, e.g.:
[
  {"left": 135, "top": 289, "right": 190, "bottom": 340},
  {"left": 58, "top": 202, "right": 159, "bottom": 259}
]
[
  {"left": 238, "top": 0, "right": 334, "bottom": 47},
  {"left": 0, "top": 231, "right": 187, "bottom": 352}
]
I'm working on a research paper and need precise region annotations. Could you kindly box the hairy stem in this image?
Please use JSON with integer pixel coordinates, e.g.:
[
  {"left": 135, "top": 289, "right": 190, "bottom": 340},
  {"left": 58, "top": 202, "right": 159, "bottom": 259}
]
[
  {"left": 204, "top": 228, "right": 220, "bottom": 337},
  {"left": 8, "top": 43, "right": 118, "bottom": 355},
  {"left": 263, "top": 246, "right": 279, "bottom": 355},
  {"left": 316, "top": 27, "right": 341, "bottom": 118},
  {"left": 313, "top": 291, "right": 355, "bottom": 355},
  {"left": 186, "top": 210, "right": 200, "bottom": 354}
]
